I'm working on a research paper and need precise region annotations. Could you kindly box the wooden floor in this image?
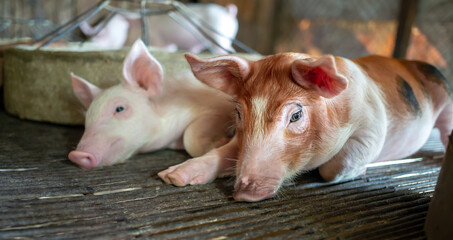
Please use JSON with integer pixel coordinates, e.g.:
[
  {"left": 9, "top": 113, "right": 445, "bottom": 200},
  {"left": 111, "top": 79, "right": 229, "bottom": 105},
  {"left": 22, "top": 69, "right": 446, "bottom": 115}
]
[{"left": 0, "top": 109, "right": 446, "bottom": 240}]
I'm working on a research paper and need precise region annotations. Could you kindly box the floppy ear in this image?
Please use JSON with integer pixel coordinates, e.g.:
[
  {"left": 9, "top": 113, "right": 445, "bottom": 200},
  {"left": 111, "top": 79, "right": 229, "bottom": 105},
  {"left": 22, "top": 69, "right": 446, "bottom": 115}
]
[
  {"left": 122, "top": 39, "right": 163, "bottom": 96},
  {"left": 70, "top": 73, "right": 102, "bottom": 109},
  {"left": 291, "top": 55, "right": 348, "bottom": 98},
  {"left": 184, "top": 54, "right": 250, "bottom": 96}
]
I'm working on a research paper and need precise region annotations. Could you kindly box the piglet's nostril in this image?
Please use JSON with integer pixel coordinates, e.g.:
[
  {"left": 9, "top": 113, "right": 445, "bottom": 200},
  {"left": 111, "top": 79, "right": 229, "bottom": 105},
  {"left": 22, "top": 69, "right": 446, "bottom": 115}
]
[
  {"left": 233, "top": 176, "right": 278, "bottom": 202},
  {"left": 68, "top": 151, "right": 99, "bottom": 170}
]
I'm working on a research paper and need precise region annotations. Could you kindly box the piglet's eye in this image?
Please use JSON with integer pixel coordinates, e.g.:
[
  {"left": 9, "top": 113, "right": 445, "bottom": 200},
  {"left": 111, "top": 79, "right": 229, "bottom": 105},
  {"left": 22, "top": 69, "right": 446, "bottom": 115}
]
[
  {"left": 290, "top": 110, "right": 302, "bottom": 123},
  {"left": 115, "top": 106, "right": 125, "bottom": 113}
]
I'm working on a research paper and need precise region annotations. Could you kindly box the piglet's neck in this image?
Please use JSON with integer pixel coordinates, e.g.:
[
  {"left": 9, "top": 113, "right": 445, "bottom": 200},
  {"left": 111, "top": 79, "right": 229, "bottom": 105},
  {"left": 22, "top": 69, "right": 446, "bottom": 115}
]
[
  {"left": 310, "top": 96, "right": 353, "bottom": 164},
  {"left": 160, "top": 72, "right": 232, "bottom": 115},
  {"left": 141, "top": 72, "right": 232, "bottom": 151},
  {"left": 139, "top": 101, "right": 193, "bottom": 152}
]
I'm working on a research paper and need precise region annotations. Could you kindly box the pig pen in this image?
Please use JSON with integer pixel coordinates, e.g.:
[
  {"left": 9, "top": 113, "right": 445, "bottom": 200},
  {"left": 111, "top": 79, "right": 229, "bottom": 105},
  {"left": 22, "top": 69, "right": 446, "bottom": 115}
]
[{"left": 0, "top": 45, "right": 448, "bottom": 239}]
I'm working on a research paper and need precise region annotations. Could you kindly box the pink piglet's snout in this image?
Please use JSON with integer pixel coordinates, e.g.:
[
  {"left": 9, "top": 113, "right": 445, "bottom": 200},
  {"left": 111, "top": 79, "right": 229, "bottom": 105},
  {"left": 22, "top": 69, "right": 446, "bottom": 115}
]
[
  {"left": 233, "top": 176, "right": 278, "bottom": 202},
  {"left": 68, "top": 150, "right": 99, "bottom": 170},
  {"left": 68, "top": 135, "right": 125, "bottom": 170}
]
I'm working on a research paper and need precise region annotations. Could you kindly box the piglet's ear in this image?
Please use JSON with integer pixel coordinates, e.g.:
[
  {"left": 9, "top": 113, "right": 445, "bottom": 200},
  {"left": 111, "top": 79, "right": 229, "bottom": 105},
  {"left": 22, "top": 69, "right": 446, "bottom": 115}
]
[
  {"left": 292, "top": 55, "right": 348, "bottom": 98},
  {"left": 184, "top": 54, "right": 250, "bottom": 96},
  {"left": 70, "top": 73, "right": 101, "bottom": 109},
  {"left": 122, "top": 39, "right": 163, "bottom": 96}
]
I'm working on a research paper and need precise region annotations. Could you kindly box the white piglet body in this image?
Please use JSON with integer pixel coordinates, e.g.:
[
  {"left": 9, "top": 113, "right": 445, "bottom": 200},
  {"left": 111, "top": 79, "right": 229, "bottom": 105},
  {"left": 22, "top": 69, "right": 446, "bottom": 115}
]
[
  {"left": 80, "top": 3, "right": 238, "bottom": 54},
  {"left": 69, "top": 40, "right": 234, "bottom": 170}
]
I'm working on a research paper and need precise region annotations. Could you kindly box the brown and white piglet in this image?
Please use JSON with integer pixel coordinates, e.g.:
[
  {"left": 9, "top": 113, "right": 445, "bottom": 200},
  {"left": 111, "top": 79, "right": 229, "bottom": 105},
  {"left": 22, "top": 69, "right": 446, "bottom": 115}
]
[{"left": 159, "top": 52, "right": 453, "bottom": 202}]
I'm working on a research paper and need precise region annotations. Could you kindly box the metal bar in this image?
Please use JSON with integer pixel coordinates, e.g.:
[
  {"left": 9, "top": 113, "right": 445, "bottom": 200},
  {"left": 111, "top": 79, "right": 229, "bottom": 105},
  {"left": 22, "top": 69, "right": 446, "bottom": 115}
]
[
  {"left": 80, "top": 11, "right": 117, "bottom": 45},
  {"left": 28, "top": 0, "right": 35, "bottom": 39},
  {"left": 20, "top": 0, "right": 26, "bottom": 37},
  {"left": 174, "top": 1, "right": 259, "bottom": 54},
  {"left": 1, "top": 0, "right": 10, "bottom": 37},
  {"left": 0, "top": 21, "right": 11, "bottom": 33},
  {"left": 104, "top": 5, "right": 174, "bottom": 16},
  {"left": 89, "top": 11, "right": 117, "bottom": 37},
  {"left": 0, "top": 18, "right": 52, "bottom": 24},
  {"left": 168, "top": 11, "right": 217, "bottom": 53},
  {"left": 34, "top": 0, "right": 110, "bottom": 44},
  {"left": 11, "top": 0, "right": 17, "bottom": 37},
  {"left": 393, "top": 0, "right": 419, "bottom": 59},
  {"left": 112, "top": 0, "right": 174, "bottom": 4},
  {"left": 39, "top": 0, "right": 111, "bottom": 47},
  {"left": 140, "top": 0, "right": 149, "bottom": 45},
  {"left": 172, "top": 2, "right": 233, "bottom": 54}
]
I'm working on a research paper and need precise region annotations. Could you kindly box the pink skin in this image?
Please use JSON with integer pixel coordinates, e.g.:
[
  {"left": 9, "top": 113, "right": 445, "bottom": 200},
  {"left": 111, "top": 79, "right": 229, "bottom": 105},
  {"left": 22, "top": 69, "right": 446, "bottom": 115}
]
[
  {"left": 158, "top": 135, "right": 238, "bottom": 187},
  {"left": 232, "top": 104, "right": 310, "bottom": 202},
  {"left": 69, "top": 39, "right": 235, "bottom": 170},
  {"left": 68, "top": 151, "right": 96, "bottom": 170},
  {"left": 69, "top": 138, "right": 124, "bottom": 170},
  {"left": 142, "top": 3, "right": 238, "bottom": 54},
  {"left": 80, "top": 14, "right": 129, "bottom": 49},
  {"left": 159, "top": 53, "right": 453, "bottom": 202},
  {"left": 80, "top": 4, "right": 238, "bottom": 54},
  {"left": 68, "top": 39, "right": 164, "bottom": 169},
  {"left": 68, "top": 97, "right": 132, "bottom": 169}
]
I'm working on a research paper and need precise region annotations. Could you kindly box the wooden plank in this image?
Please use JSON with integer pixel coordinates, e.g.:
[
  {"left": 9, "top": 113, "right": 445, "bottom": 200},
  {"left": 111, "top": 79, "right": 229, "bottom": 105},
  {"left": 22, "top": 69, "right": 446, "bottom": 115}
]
[{"left": 0, "top": 109, "right": 445, "bottom": 239}]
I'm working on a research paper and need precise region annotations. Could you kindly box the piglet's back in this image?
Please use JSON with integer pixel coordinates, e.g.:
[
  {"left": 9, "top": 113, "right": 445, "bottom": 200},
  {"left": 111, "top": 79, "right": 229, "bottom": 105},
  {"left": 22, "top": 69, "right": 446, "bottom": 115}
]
[
  {"left": 353, "top": 55, "right": 450, "bottom": 118},
  {"left": 354, "top": 55, "right": 452, "bottom": 161}
]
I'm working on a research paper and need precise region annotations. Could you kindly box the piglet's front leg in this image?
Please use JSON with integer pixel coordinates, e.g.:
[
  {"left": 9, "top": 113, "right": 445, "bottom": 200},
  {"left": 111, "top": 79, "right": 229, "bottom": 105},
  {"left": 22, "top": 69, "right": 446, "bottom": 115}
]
[
  {"left": 183, "top": 114, "right": 233, "bottom": 158},
  {"left": 319, "top": 131, "right": 385, "bottom": 182},
  {"left": 158, "top": 136, "right": 238, "bottom": 186}
]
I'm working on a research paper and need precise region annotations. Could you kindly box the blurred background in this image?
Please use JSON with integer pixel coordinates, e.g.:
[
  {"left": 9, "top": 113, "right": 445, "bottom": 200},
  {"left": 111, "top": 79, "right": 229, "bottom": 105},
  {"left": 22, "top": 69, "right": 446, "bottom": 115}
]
[{"left": 0, "top": 0, "right": 452, "bottom": 81}]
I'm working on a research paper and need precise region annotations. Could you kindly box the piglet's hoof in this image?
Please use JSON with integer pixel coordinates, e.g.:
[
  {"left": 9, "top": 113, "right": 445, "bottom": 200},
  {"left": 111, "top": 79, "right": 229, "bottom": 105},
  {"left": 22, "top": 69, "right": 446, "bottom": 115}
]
[{"left": 158, "top": 157, "right": 218, "bottom": 186}]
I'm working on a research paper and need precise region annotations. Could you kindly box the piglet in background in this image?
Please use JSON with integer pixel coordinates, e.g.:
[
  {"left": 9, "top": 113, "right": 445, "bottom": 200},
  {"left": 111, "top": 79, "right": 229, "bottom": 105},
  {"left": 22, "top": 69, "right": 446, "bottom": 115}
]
[
  {"left": 145, "top": 3, "right": 238, "bottom": 54},
  {"left": 159, "top": 52, "right": 453, "bottom": 202},
  {"left": 68, "top": 39, "right": 234, "bottom": 170},
  {"left": 80, "top": 3, "right": 238, "bottom": 54},
  {"left": 79, "top": 14, "right": 130, "bottom": 49}
]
